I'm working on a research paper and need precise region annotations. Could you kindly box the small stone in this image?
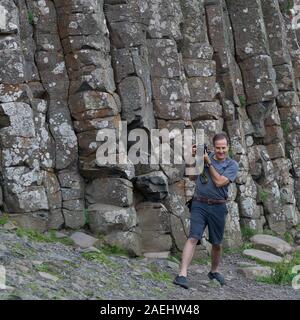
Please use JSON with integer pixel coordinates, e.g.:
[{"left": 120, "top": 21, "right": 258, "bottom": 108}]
[
  {"left": 32, "top": 261, "right": 44, "bottom": 267},
  {"left": 18, "top": 265, "right": 30, "bottom": 273},
  {"left": 38, "top": 272, "right": 59, "bottom": 282},
  {"left": 2, "top": 222, "right": 18, "bottom": 231},
  {"left": 143, "top": 252, "right": 170, "bottom": 259},
  {"left": 78, "top": 246, "right": 101, "bottom": 253},
  {"left": 54, "top": 231, "right": 69, "bottom": 239},
  {"left": 70, "top": 231, "right": 99, "bottom": 249},
  {"left": 237, "top": 266, "right": 272, "bottom": 280},
  {"left": 167, "top": 261, "right": 179, "bottom": 270},
  {"left": 194, "top": 268, "right": 205, "bottom": 274}
]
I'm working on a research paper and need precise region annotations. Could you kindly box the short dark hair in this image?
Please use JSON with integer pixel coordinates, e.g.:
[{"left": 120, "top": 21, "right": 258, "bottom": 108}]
[{"left": 213, "top": 133, "right": 229, "bottom": 146}]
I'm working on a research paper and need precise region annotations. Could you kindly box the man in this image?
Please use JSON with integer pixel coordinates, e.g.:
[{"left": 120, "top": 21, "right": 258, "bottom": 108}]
[{"left": 173, "top": 133, "right": 239, "bottom": 289}]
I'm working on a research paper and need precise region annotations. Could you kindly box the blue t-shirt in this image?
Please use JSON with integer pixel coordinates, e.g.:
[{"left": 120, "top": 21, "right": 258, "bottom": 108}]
[{"left": 195, "top": 152, "right": 239, "bottom": 200}]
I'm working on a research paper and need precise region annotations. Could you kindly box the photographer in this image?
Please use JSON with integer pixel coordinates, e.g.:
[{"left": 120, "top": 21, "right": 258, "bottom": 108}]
[{"left": 173, "top": 133, "right": 239, "bottom": 289}]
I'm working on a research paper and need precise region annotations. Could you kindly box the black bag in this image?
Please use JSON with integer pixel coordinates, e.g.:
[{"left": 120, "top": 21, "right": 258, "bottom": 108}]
[{"left": 185, "top": 198, "right": 193, "bottom": 212}]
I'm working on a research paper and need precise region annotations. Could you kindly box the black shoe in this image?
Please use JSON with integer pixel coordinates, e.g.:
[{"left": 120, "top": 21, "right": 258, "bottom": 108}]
[
  {"left": 207, "top": 271, "right": 226, "bottom": 286},
  {"left": 173, "top": 275, "right": 189, "bottom": 289}
]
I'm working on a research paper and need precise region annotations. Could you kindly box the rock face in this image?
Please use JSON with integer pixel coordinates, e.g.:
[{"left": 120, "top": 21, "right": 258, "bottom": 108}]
[{"left": 0, "top": 0, "right": 300, "bottom": 255}]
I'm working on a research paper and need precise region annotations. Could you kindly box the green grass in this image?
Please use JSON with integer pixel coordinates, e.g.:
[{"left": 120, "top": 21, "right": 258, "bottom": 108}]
[
  {"left": 100, "top": 244, "right": 129, "bottom": 256},
  {"left": 28, "top": 10, "right": 34, "bottom": 25},
  {"left": 282, "top": 0, "right": 294, "bottom": 13},
  {"left": 241, "top": 242, "right": 254, "bottom": 250},
  {"left": 223, "top": 242, "right": 254, "bottom": 256},
  {"left": 167, "top": 255, "right": 181, "bottom": 265},
  {"left": 16, "top": 228, "right": 74, "bottom": 246},
  {"left": 239, "top": 95, "right": 246, "bottom": 108},
  {"left": 142, "top": 271, "right": 172, "bottom": 283},
  {"left": 81, "top": 251, "right": 119, "bottom": 268},
  {"left": 256, "top": 251, "right": 300, "bottom": 285},
  {"left": 259, "top": 190, "right": 269, "bottom": 204},
  {"left": 34, "top": 262, "right": 62, "bottom": 278},
  {"left": 192, "top": 256, "right": 210, "bottom": 265},
  {"left": 170, "top": 251, "right": 182, "bottom": 262},
  {"left": 284, "top": 231, "right": 294, "bottom": 245},
  {"left": 262, "top": 229, "right": 276, "bottom": 236},
  {"left": 281, "top": 121, "right": 290, "bottom": 135},
  {"left": 224, "top": 242, "right": 254, "bottom": 255},
  {"left": 83, "top": 208, "right": 89, "bottom": 225},
  {"left": 241, "top": 226, "right": 258, "bottom": 241},
  {"left": 0, "top": 214, "right": 9, "bottom": 226},
  {"left": 17, "top": 228, "right": 53, "bottom": 242},
  {"left": 35, "top": 263, "right": 52, "bottom": 273},
  {"left": 48, "top": 230, "right": 75, "bottom": 246},
  {"left": 27, "top": 283, "right": 39, "bottom": 291}
]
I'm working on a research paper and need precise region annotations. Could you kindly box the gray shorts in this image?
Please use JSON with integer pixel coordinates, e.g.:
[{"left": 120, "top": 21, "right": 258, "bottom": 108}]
[{"left": 189, "top": 200, "right": 228, "bottom": 245}]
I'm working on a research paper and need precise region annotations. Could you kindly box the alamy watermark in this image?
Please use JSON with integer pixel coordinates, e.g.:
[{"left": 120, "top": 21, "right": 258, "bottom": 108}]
[
  {"left": 0, "top": 265, "right": 6, "bottom": 290},
  {"left": 291, "top": 3, "right": 300, "bottom": 29},
  {"left": 95, "top": 121, "right": 205, "bottom": 176},
  {"left": 292, "top": 265, "right": 300, "bottom": 289}
]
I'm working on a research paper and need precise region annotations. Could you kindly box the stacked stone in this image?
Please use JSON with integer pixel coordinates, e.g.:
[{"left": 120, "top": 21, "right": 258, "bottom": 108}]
[
  {"left": 53, "top": 0, "right": 139, "bottom": 252},
  {"left": 204, "top": 0, "right": 248, "bottom": 247},
  {"left": 0, "top": 0, "right": 63, "bottom": 231},
  {"left": 226, "top": 0, "right": 296, "bottom": 235},
  {"left": 180, "top": 0, "right": 220, "bottom": 142},
  {"left": 146, "top": 0, "right": 194, "bottom": 254},
  {"left": 261, "top": 0, "right": 300, "bottom": 231},
  {"left": 279, "top": 0, "right": 300, "bottom": 91},
  {"left": 28, "top": 0, "right": 85, "bottom": 229},
  {"left": 278, "top": 1, "right": 300, "bottom": 221},
  {"left": 1, "top": 0, "right": 300, "bottom": 254},
  {"left": 104, "top": 0, "right": 188, "bottom": 255}
]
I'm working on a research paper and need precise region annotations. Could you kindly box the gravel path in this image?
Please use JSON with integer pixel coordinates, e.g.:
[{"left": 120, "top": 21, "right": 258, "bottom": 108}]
[{"left": 0, "top": 228, "right": 299, "bottom": 300}]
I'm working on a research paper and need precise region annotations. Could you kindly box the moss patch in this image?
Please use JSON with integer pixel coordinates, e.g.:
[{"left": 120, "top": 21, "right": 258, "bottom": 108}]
[
  {"left": 16, "top": 228, "right": 74, "bottom": 246},
  {"left": 81, "top": 251, "right": 120, "bottom": 269},
  {"left": 0, "top": 214, "right": 9, "bottom": 226}
]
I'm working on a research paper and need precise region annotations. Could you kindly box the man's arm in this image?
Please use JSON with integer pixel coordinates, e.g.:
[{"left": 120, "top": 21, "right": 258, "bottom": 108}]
[
  {"left": 208, "top": 165, "right": 229, "bottom": 187},
  {"left": 204, "top": 151, "right": 230, "bottom": 187}
]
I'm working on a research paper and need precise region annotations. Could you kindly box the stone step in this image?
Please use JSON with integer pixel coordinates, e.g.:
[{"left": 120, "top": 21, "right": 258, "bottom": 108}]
[
  {"left": 243, "top": 249, "right": 283, "bottom": 264},
  {"left": 143, "top": 251, "right": 170, "bottom": 259},
  {"left": 237, "top": 266, "right": 272, "bottom": 280},
  {"left": 70, "top": 231, "right": 99, "bottom": 249},
  {"left": 250, "top": 234, "right": 292, "bottom": 257}
]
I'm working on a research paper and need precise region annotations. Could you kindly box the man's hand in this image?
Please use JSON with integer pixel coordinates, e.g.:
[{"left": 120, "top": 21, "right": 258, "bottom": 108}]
[
  {"left": 192, "top": 144, "right": 196, "bottom": 157},
  {"left": 204, "top": 150, "right": 211, "bottom": 165}
]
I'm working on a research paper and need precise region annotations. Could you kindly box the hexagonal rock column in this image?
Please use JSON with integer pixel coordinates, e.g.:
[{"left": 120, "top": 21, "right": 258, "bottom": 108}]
[
  {"left": 136, "top": 202, "right": 172, "bottom": 255},
  {"left": 88, "top": 203, "right": 141, "bottom": 256},
  {"left": 0, "top": 0, "right": 64, "bottom": 231}
]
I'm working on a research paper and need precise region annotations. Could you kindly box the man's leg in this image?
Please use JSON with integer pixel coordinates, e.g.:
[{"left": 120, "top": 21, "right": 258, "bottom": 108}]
[
  {"left": 173, "top": 237, "right": 198, "bottom": 289},
  {"left": 208, "top": 243, "right": 225, "bottom": 285},
  {"left": 174, "top": 201, "right": 206, "bottom": 288},
  {"left": 210, "top": 244, "right": 222, "bottom": 273},
  {"left": 179, "top": 238, "right": 198, "bottom": 277}
]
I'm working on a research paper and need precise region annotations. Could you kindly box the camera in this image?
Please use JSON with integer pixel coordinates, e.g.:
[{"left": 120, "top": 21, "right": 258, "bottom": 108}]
[{"left": 204, "top": 143, "right": 208, "bottom": 154}]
